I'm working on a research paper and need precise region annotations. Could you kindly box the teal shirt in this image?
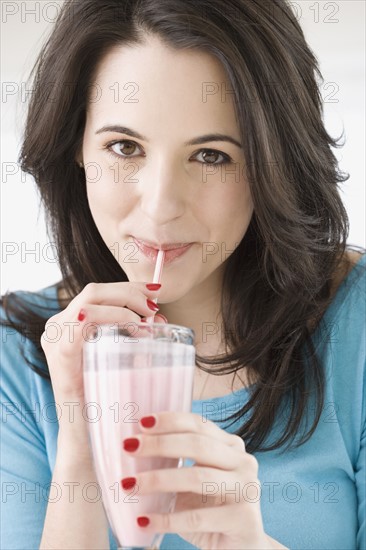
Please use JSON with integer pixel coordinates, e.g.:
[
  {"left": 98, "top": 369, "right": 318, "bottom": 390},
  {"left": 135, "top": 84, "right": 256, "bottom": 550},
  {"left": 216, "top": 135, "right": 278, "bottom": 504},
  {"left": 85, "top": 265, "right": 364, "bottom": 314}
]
[{"left": 1, "top": 254, "right": 365, "bottom": 549}]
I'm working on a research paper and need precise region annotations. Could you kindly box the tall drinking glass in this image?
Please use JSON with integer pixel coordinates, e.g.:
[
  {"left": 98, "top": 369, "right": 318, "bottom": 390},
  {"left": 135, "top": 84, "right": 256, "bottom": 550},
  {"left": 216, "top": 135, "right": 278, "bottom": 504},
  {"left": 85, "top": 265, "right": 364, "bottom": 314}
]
[{"left": 83, "top": 322, "right": 195, "bottom": 550}]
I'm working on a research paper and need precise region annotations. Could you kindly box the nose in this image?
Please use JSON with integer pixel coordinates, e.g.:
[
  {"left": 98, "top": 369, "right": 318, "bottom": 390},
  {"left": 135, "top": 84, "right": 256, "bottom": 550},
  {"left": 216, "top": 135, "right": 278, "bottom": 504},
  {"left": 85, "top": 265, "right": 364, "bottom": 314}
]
[{"left": 138, "top": 158, "right": 186, "bottom": 224}]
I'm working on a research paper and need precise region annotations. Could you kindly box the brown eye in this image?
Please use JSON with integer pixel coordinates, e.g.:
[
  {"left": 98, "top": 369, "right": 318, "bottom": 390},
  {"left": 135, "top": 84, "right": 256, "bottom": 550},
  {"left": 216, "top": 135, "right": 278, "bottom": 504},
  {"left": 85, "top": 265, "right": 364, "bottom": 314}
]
[
  {"left": 117, "top": 141, "right": 136, "bottom": 155},
  {"left": 109, "top": 140, "right": 141, "bottom": 157},
  {"left": 202, "top": 150, "right": 220, "bottom": 164},
  {"left": 195, "top": 149, "right": 231, "bottom": 165}
]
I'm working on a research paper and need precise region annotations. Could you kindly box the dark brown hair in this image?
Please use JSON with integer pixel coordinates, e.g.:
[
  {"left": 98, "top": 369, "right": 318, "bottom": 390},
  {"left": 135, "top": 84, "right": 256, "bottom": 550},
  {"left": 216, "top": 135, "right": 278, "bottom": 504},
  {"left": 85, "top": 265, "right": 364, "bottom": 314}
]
[{"left": 1, "top": 0, "right": 365, "bottom": 453}]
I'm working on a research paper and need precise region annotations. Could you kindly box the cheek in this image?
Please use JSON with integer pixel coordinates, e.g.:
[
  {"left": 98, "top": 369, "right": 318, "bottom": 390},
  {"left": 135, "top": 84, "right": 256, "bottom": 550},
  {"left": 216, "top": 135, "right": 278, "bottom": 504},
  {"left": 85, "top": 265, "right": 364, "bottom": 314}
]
[
  {"left": 198, "top": 183, "right": 253, "bottom": 266},
  {"left": 204, "top": 178, "right": 254, "bottom": 236},
  {"left": 86, "top": 177, "right": 131, "bottom": 229},
  {"left": 86, "top": 164, "right": 118, "bottom": 204}
]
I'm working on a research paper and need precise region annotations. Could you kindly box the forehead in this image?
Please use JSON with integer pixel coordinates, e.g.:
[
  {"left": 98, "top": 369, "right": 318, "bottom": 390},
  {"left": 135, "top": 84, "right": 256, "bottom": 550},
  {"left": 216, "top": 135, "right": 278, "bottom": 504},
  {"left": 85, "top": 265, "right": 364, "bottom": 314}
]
[{"left": 86, "top": 35, "right": 239, "bottom": 134}]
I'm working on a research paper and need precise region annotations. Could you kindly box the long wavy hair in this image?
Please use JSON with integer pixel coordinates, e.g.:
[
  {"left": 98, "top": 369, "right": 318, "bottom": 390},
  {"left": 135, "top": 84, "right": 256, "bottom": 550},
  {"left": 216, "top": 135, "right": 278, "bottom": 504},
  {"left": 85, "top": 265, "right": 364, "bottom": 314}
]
[{"left": 1, "top": 0, "right": 365, "bottom": 454}]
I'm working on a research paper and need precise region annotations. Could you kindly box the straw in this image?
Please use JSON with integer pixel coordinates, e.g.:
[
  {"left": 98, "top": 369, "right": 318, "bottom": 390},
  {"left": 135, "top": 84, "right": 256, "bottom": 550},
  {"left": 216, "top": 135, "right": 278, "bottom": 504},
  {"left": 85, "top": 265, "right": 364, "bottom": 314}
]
[{"left": 146, "top": 250, "right": 165, "bottom": 324}]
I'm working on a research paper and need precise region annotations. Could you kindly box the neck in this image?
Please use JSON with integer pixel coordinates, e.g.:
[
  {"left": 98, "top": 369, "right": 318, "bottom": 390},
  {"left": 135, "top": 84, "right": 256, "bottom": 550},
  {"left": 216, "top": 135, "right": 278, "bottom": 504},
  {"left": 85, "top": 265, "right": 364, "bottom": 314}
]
[{"left": 158, "top": 265, "right": 225, "bottom": 353}]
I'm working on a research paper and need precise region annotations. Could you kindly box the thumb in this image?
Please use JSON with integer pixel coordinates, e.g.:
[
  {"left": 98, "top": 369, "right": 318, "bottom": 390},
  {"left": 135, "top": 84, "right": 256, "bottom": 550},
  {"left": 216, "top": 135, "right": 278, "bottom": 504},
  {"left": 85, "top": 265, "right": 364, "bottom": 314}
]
[{"left": 144, "top": 313, "right": 168, "bottom": 324}]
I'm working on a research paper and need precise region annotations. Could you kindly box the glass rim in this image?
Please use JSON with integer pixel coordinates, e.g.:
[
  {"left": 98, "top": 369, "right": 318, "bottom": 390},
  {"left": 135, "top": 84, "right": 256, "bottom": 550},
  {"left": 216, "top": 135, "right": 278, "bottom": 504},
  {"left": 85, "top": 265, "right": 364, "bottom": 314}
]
[
  {"left": 83, "top": 322, "right": 195, "bottom": 344},
  {"left": 98, "top": 321, "right": 194, "bottom": 333}
]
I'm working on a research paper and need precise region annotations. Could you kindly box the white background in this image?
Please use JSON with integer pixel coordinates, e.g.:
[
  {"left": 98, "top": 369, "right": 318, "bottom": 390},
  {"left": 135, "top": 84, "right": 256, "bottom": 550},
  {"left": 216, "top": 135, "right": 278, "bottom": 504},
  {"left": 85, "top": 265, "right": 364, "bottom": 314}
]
[{"left": 1, "top": 0, "right": 365, "bottom": 294}]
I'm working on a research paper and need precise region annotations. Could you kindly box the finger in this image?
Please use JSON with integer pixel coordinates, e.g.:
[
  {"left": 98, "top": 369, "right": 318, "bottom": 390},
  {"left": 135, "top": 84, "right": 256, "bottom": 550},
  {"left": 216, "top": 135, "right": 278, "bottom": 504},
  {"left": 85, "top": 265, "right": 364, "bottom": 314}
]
[
  {"left": 72, "top": 304, "right": 145, "bottom": 326},
  {"left": 67, "top": 281, "right": 162, "bottom": 315},
  {"left": 123, "top": 433, "right": 245, "bottom": 469},
  {"left": 140, "top": 313, "right": 168, "bottom": 323},
  {"left": 130, "top": 466, "right": 255, "bottom": 504},
  {"left": 152, "top": 313, "right": 168, "bottom": 323},
  {"left": 139, "top": 502, "right": 262, "bottom": 538},
  {"left": 42, "top": 305, "right": 142, "bottom": 352},
  {"left": 139, "top": 411, "right": 245, "bottom": 450}
]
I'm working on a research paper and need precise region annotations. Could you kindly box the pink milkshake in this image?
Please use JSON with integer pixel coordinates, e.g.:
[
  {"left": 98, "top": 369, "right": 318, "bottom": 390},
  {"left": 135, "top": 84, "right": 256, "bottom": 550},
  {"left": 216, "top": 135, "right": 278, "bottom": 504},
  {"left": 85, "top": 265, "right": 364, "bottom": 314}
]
[{"left": 83, "top": 324, "right": 195, "bottom": 549}]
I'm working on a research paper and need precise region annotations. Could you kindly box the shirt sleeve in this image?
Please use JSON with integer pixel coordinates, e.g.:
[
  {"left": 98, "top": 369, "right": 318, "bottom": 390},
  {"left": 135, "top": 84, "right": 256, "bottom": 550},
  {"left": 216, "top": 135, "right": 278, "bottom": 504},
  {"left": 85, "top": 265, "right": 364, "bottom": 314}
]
[{"left": 1, "top": 323, "right": 52, "bottom": 550}]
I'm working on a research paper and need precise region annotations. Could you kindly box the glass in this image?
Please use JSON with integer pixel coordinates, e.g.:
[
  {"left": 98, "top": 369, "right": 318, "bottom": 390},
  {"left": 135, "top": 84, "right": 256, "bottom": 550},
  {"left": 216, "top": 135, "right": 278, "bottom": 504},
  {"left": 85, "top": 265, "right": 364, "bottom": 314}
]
[{"left": 83, "top": 322, "right": 195, "bottom": 550}]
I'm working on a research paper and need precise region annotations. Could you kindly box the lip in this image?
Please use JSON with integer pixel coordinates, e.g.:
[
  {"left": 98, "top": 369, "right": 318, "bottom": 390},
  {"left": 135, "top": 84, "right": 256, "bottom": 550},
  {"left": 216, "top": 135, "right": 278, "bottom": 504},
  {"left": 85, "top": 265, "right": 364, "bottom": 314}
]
[{"left": 132, "top": 237, "right": 194, "bottom": 264}]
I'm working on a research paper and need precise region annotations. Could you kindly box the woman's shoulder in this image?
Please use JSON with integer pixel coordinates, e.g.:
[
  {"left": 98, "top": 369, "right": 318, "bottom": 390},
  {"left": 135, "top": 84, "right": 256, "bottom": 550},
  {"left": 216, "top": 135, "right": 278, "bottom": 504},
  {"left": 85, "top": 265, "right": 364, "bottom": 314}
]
[
  {"left": 313, "top": 251, "right": 366, "bottom": 340},
  {"left": 0, "top": 283, "right": 62, "bottom": 343},
  {"left": 324, "top": 249, "right": 366, "bottom": 321},
  {"left": 0, "top": 283, "right": 61, "bottom": 388},
  {"left": 309, "top": 249, "right": 365, "bottom": 366},
  {"left": 1, "top": 282, "right": 61, "bottom": 318},
  {"left": 315, "top": 249, "right": 365, "bottom": 401},
  {"left": 331, "top": 249, "right": 366, "bottom": 295},
  {"left": 320, "top": 251, "right": 366, "bottom": 453}
]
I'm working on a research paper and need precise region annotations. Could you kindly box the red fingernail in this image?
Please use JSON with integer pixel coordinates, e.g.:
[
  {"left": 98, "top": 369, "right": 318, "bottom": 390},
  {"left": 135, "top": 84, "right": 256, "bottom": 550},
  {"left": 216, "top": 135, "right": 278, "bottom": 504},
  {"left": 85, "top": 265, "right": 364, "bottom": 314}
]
[
  {"left": 146, "top": 283, "right": 161, "bottom": 291},
  {"left": 78, "top": 309, "right": 86, "bottom": 321},
  {"left": 140, "top": 318, "right": 147, "bottom": 323},
  {"left": 121, "top": 477, "right": 136, "bottom": 490},
  {"left": 137, "top": 516, "right": 150, "bottom": 527},
  {"left": 123, "top": 438, "right": 140, "bottom": 452},
  {"left": 140, "top": 415, "right": 156, "bottom": 428},
  {"left": 146, "top": 299, "right": 159, "bottom": 311}
]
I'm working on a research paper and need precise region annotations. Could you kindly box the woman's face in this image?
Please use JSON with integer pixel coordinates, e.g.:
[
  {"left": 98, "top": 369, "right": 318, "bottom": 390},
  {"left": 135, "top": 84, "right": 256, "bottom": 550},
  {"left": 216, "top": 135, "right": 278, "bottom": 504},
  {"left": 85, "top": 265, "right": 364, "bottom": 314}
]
[{"left": 81, "top": 35, "right": 253, "bottom": 302}]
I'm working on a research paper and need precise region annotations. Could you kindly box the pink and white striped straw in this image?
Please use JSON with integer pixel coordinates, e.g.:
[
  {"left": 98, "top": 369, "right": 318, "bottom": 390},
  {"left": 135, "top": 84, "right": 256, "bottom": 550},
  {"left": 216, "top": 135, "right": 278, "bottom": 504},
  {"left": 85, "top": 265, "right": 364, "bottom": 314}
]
[{"left": 146, "top": 250, "right": 165, "bottom": 324}]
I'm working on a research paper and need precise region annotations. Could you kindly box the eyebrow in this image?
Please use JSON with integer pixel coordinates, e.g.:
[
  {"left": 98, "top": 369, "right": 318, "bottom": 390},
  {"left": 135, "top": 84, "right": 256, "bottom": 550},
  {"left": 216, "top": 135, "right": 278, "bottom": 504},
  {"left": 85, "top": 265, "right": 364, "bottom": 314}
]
[{"left": 95, "top": 125, "right": 242, "bottom": 148}]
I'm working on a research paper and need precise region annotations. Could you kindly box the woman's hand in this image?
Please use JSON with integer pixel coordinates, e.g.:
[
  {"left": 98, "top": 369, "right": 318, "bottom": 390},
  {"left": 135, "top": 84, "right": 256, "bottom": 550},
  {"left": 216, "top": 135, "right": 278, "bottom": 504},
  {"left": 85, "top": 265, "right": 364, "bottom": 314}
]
[
  {"left": 121, "top": 411, "right": 288, "bottom": 550},
  {"left": 40, "top": 282, "right": 166, "bottom": 425}
]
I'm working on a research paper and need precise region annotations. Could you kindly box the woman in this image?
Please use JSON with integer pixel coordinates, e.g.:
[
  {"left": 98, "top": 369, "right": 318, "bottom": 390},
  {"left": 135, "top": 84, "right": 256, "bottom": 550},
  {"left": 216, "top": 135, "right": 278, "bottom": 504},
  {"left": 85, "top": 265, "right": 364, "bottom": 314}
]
[{"left": 1, "top": 0, "right": 365, "bottom": 549}]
